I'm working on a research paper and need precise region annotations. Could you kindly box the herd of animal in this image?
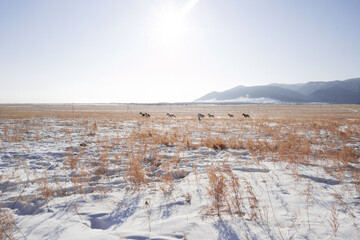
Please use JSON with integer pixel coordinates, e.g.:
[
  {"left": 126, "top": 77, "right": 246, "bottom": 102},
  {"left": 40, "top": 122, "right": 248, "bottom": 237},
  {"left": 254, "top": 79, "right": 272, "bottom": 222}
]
[
  {"left": 139, "top": 112, "right": 150, "bottom": 118},
  {"left": 139, "top": 112, "right": 251, "bottom": 121},
  {"left": 197, "top": 113, "right": 250, "bottom": 121}
]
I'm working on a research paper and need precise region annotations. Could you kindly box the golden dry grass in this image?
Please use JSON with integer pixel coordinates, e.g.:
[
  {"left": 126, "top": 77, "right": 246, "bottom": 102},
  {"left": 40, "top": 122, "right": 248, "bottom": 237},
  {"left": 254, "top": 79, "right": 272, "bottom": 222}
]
[{"left": 0, "top": 207, "right": 18, "bottom": 240}]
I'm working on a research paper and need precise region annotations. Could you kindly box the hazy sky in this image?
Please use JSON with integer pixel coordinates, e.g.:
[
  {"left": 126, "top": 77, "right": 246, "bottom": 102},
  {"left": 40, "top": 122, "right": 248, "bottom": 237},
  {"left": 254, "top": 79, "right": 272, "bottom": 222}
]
[{"left": 1, "top": 0, "right": 360, "bottom": 103}]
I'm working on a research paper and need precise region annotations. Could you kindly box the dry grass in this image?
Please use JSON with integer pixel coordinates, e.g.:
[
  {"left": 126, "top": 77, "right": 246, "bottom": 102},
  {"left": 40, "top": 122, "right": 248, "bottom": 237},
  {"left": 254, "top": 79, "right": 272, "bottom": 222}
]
[
  {"left": 63, "top": 148, "right": 81, "bottom": 170},
  {"left": 183, "top": 136, "right": 198, "bottom": 150},
  {"left": 152, "top": 133, "right": 175, "bottom": 147},
  {"left": 0, "top": 104, "right": 359, "bottom": 237},
  {"left": 203, "top": 136, "right": 228, "bottom": 150},
  {"left": 223, "top": 163, "right": 244, "bottom": 216},
  {"left": 304, "top": 180, "right": 313, "bottom": 229},
  {"left": 328, "top": 205, "right": 340, "bottom": 237},
  {"left": 244, "top": 178, "right": 259, "bottom": 221},
  {"left": 159, "top": 160, "right": 174, "bottom": 195},
  {"left": 227, "top": 135, "right": 244, "bottom": 150},
  {"left": 39, "top": 172, "right": 52, "bottom": 202},
  {"left": 127, "top": 154, "right": 148, "bottom": 188},
  {"left": 0, "top": 207, "right": 18, "bottom": 240},
  {"left": 185, "top": 192, "right": 192, "bottom": 204},
  {"left": 206, "top": 164, "right": 228, "bottom": 217}
]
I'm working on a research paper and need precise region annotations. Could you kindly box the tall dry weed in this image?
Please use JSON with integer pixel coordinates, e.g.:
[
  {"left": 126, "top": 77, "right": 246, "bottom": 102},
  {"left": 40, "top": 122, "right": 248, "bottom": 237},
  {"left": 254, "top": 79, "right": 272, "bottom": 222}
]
[
  {"left": 203, "top": 136, "right": 227, "bottom": 151},
  {"left": 127, "top": 154, "right": 147, "bottom": 188},
  {"left": 0, "top": 207, "right": 19, "bottom": 240},
  {"left": 159, "top": 161, "right": 174, "bottom": 195},
  {"left": 63, "top": 148, "right": 82, "bottom": 171},
  {"left": 39, "top": 173, "right": 52, "bottom": 202},
  {"left": 244, "top": 179, "right": 259, "bottom": 221},
  {"left": 328, "top": 205, "right": 340, "bottom": 237},
  {"left": 206, "top": 164, "right": 228, "bottom": 217},
  {"left": 227, "top": 135, "right": 244, "bottom": 150},
  {"left": 223, "top": 163, "right": 244, "bottom": 216}
]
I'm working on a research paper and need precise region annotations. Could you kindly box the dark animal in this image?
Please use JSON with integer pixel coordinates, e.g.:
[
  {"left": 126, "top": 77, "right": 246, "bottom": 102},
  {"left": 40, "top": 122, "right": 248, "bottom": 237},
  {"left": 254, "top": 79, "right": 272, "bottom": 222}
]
[
  {"left": 242, "top": 113, "right": 250, "bottom": 118},
  {"left": 228, "top": 113, "right": 234, "bottom": 118},
  {"left": 139, "top": 112, "right": 150, "bottom": 118},
  {"left": 167, "top": 113, "right": 176, "bottom": 118},
  {"left": 197, "top": 113, "right": 205, "bottom": 121},
  {"left": 208, "top": 114, "right": 215, "bottom": 118}
]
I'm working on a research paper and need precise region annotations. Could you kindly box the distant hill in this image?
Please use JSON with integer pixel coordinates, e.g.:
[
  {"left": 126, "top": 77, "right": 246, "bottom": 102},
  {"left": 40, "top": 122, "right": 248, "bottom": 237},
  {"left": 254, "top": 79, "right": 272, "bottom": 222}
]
[{"left": 195, "top": 78, "right": 360, "bottom": 104}]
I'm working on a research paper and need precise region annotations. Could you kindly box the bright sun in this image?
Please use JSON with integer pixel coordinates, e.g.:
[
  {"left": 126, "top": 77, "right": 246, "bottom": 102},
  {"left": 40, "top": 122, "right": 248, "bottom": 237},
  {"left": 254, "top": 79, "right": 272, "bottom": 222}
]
[
  {"left": 155, "top": 5, "right": 186, "bottom": 46},
  {"left": 157, "top": 10, "right": 184, "bottom": 44},
  {"left": 152, "top": 0, "right": 199, "bottom": 49}
]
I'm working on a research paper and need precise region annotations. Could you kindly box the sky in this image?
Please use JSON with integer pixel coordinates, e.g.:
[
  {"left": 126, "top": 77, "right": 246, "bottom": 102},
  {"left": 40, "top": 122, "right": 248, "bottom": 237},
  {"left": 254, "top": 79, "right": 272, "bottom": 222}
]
[{"left": 1, "top": 0, "right": 360, "bottom": 103}]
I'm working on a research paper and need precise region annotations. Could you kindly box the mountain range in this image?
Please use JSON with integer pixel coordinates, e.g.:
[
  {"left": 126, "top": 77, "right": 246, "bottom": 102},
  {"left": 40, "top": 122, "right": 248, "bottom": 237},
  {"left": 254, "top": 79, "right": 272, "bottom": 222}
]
[{"left": 195, "top": 78, "right": 360, "bottom": 104}]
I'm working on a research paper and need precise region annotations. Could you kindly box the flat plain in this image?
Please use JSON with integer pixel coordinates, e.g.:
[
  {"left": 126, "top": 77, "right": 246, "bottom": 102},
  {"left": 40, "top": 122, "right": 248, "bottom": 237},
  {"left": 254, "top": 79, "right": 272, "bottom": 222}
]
[{"left": 1, "top": 104, "right": 359, "bottom": 240}]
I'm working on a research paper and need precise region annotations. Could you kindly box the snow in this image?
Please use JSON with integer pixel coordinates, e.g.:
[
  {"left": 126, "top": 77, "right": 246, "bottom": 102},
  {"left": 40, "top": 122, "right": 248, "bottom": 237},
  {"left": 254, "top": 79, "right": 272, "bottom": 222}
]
[
  {"left": 1, "top": 106, "right": 360, "bottom": 240},
  {"left": 197, "top": 97, "right": 282, "bottom": 104}
]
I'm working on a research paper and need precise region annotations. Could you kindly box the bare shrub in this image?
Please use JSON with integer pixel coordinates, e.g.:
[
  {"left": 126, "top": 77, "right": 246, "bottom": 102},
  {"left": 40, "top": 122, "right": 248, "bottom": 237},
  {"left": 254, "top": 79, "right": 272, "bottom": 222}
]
[
  {"left": 3, "top": 125, "right": 8, "bottom": 139},
  {"left": 95, "top": 145, "right": 110, "bottom": 177},
  {"left": 274, "top": 134, "right": 312, "bottom": 164},
  {"left": 92, "top": 121, "right": 98, "bottom": 132},
  {"left": 203, "top": 136, "right": 228, "bottom": 150},
  {"left": 0, "top": 208, "right": 18, "bottom": 240},
  {"left": 63, "top": 148, "right": 83, "bottom": 171},
  {"left": 183, "top": 137, "right": 198, "bottom": 150},
  {"left": 244, "top": 178, "right": 259, "bottom": 221},
  {"left": 129, "top": 129, "right": 153, "bottom": 143},
  {"left": 328, "top": 205, "right": 340, "bottom": 237},
  {"left": 152, "top": 133, "right": 173, "bottom": 147},
  {"left": 88, "top": 121, "right": 98, "bottom": 136},
  {"left": 127, "top": 154, "right": 147, "bottom": 188},
  {"left": 39, "top": 172, "right": 52, "bottom": 201},
  {"left": 160, "top": 161, "right": 174, "bottom": 195},
  {"left": 71, "top": 164, "right": 90, "bottom": 195},
  {"left": 206, "top": 164, "right": 228, "bottom": 217},
  {"left": 304, "top": 179, "right": 313, "bottom": 229},
  {"left": 185, "top": 192, "right": 192, "bottom": 204},
  {"left": 223, "top": 163, "right": 244, "bottom": 216},
  {"left": 227, "top": 135, "right": 244, "bottom": 150},
  {"left": 171, "top": 167, "right": 189, "bottom": 180}
]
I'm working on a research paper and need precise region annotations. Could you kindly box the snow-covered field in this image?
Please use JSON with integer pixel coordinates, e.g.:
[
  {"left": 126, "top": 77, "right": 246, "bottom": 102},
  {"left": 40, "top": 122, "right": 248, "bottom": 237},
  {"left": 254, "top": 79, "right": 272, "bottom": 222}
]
[{"left": 1, "top": 104, "right": 359, "bottom": 240}]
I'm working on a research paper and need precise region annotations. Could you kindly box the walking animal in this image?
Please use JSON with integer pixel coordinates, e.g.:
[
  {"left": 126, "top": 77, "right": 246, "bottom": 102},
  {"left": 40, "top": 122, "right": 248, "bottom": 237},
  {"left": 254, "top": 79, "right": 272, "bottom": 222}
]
[
  {"left": 139, "top": 112, "right": 150, "bottom": 118},
  {"left": 242, "top": 113, "right": 250, "bottom": 118},
  {"left": 197, "top": 113, "right": 205, "bottom": 121},
  {"left": 228, "top": 113, "right": 234, "bottom": 118}
]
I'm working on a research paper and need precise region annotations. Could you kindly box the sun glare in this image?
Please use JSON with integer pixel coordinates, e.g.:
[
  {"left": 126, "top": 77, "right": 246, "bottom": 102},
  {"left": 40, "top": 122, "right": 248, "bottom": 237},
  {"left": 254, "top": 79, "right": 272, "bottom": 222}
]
[
  {"left": 152, "top": 0, "right": 199, "bottom": 50},
  {"left": 155, "top": 6, "right": 186, "bottom": 46}
]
